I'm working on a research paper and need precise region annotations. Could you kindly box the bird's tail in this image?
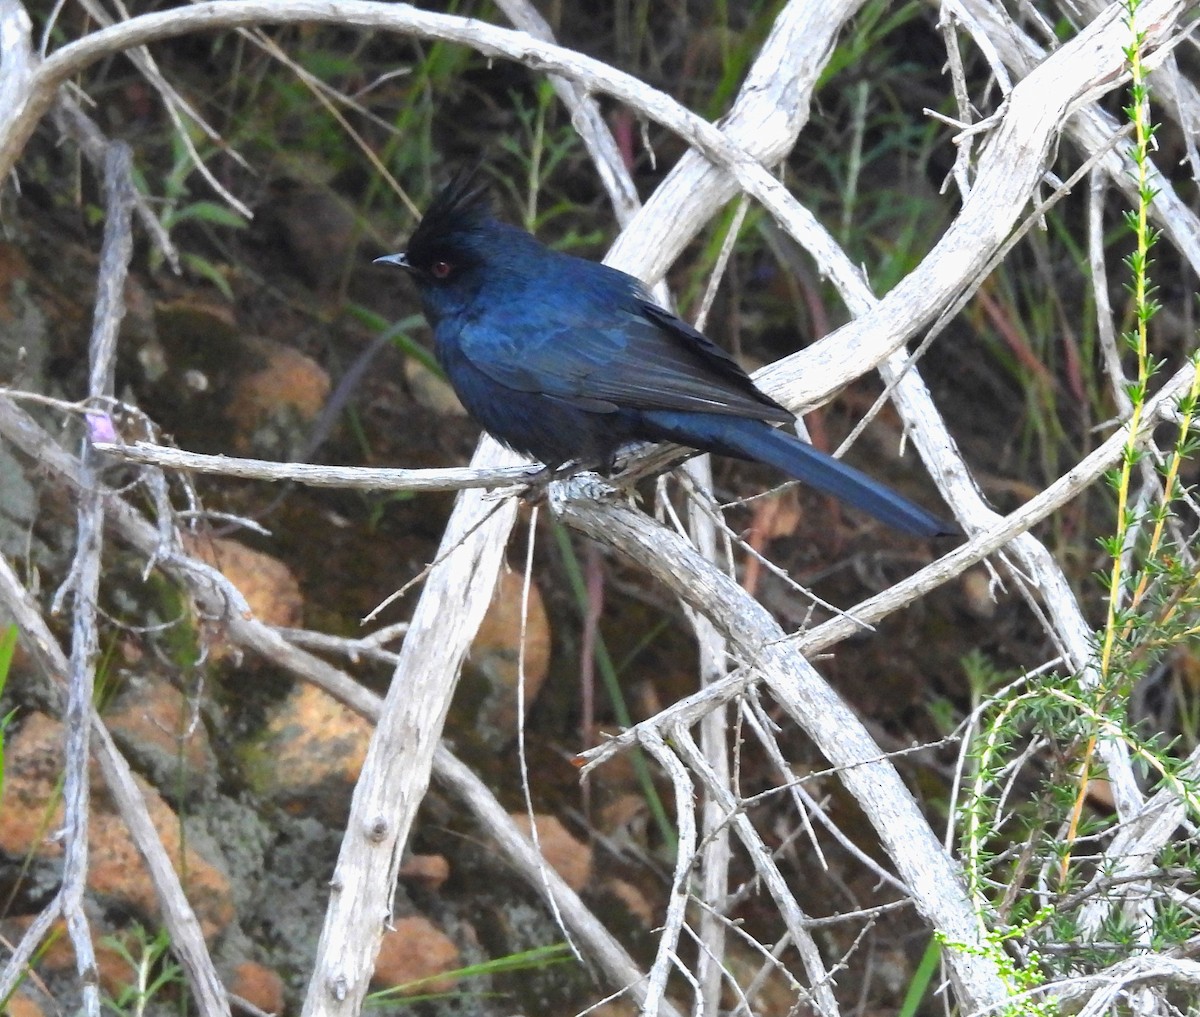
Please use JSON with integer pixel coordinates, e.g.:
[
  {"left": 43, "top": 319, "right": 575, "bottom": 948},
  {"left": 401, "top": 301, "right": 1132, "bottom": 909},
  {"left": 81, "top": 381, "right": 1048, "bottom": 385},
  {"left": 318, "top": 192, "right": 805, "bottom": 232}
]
[{"left": 641, "top": 412, "right": 957, "bottom": 537}]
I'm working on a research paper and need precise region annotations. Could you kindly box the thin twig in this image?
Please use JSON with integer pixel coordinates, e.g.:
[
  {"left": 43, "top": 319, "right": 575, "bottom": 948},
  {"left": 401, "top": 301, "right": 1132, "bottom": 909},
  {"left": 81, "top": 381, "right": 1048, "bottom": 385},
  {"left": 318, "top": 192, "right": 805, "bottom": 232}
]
[
  {"left": 91, "top": 439, "right": 544, "bottom": 491},
  {"left": 56, "top": 141, "right": 137, "bottom": 1017},
  {"left": 0, "top": 554, "right": 231, "bottom": 1017},
  {"left": 0, "top": 393, "right": 666, "bottom": 1017}
]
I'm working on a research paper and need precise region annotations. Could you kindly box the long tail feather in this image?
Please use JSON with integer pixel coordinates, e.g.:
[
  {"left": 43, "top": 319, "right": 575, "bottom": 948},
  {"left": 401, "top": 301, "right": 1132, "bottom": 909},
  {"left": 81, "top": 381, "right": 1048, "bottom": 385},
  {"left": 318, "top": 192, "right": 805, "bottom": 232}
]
[{"left": 642, "top": 412, "right": 957, "bottom": 537}]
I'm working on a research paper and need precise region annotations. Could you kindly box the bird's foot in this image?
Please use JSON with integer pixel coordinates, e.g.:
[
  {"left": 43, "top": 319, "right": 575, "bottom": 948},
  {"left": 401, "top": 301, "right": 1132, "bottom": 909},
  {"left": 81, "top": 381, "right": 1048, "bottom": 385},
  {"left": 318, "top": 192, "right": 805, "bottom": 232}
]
[
  {"left": 518, "top": 461, "right": 588, "bottom": 505},
  {"left": 518, "top": 461, "right": 629, "bottom": 511},
  {"left": 545, "top": 471, "right": 623, "bottom": 515}
]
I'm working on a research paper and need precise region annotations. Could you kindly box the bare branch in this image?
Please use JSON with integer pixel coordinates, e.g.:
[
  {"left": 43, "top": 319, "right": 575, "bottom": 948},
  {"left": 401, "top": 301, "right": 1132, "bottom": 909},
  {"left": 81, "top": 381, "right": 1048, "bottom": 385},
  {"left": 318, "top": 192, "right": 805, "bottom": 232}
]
[
  {"left": 0, "top": 393, "right": 666, "bottom": 1017},
  {"left": 581, "top": 353, "right": 1200, "bottom": 769},
  {"left": 55, "top": 141, "right": 137, "bottom": 1017},
  {"left": 91, "top": 439, "right": 543, "bottom": 491},
  {"left": 555, "top": 482, "right": 1013, "bottom": 1009},
  {"left": 301, "top": 435, "right": 521, "bottom": 1016},
  {"left": 0, "top": 559, "right": 230, "bottom": 1017}
]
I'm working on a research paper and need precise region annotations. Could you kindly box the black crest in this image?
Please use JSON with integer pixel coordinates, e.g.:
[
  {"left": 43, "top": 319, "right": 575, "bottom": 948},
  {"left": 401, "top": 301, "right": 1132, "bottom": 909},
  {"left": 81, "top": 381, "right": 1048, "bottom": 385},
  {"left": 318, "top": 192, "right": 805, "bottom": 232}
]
[{"left": 406, "top": 164, "right": 494, "bottom": 262}]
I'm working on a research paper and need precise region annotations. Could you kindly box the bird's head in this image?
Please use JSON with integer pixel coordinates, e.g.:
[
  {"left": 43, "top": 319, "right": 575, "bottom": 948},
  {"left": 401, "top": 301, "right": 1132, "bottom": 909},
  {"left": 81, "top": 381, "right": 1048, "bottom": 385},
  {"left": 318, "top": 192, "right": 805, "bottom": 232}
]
[{"left": 375, "top": 168, "right": 496, "bottom": 300}]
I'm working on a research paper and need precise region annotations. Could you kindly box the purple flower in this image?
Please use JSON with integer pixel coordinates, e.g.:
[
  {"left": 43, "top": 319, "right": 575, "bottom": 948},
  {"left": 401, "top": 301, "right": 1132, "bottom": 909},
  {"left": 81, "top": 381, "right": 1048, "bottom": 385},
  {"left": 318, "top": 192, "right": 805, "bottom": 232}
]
[{"left": 85, "top": 410, "right": 118, "bottom": 445}]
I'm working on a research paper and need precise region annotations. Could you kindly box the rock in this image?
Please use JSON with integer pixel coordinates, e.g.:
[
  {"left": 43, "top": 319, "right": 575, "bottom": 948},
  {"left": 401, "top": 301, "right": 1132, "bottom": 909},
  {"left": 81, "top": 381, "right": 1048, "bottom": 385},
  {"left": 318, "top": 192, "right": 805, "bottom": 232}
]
[
  {"left": 225, "top": 336, "right": 331, "bottom": 458},
  {"left": 227, "top": 960, "right": 286, "bottom": 1015},
  {"left": 372, "top": 915, "right": 459, "bottom": 993},
  {"left": 398, "top": 853, "right": 451, "bottom": 892},
  {"left": 0, "top": 241, "right": 47, "bottom": 561},
  {"left": 588, "top": 1000, "right": 639, "bottom": 1017},
  {"left": 603, "top": 877, "right": 655, "bottom": 926},
  {"left": 508, "top": 813, "right": 591, "bottom": 892},
  {"left": 462, "top": 571, "right": 551, "bottom": 748},
  {"left": 151, "top": 298, "right": 242, "bottom": 445},
  {"left": 253, "top": 683, "right": 372, "bottom": 822},
  {"left": 182, "top": 534, "right": 304, "bottom": 649},
  {"left": 2, "top": 990, "right": 46, "bottom": 1017},
  {"left": 404, "top": 357, "right": 466, "bottom": 417},
  {"left": 0, "top": 241, "right": 44, "bottom": 376},
  {"left": 960, "top": 567, "right": 996, "bottom": 620},
  {"left": 0, "top": 712, "right": 235, "bottom": 940},
  {"left": 596, "top": 792, "right": 651, "bottom": 844},
  {"left": 256, "top": 181, "right": 358, "bottom": 290},
  {"left": 4, "top": 915, "right": 134, "bottom": 996},
  {"left": 105, "top": 675, "right": 217, "bottom": 801},
  {"left": 152, "top": 300, "right": 332, "bottom": 457}
]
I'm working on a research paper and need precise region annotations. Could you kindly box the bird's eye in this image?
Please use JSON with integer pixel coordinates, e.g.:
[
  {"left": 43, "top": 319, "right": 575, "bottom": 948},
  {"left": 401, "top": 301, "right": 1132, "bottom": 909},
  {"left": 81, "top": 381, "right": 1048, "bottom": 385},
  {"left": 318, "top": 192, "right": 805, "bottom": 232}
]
[{"left": 431, "top": 260, "right": 452, "bottom": 279}]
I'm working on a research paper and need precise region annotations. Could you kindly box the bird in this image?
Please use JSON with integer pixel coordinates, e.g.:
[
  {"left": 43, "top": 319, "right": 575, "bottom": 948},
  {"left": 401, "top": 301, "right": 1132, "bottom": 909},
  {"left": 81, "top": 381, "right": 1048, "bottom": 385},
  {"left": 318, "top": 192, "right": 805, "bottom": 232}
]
[{"left": 376, "top": 170, "right": 957, "bottom": 538}]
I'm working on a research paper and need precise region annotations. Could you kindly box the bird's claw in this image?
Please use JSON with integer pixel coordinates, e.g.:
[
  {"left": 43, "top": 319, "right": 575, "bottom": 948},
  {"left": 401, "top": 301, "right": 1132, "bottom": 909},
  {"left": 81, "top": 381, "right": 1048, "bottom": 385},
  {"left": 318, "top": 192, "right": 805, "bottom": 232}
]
[{"left": 517, "top": 461, "right": 585, "bottom": 505}]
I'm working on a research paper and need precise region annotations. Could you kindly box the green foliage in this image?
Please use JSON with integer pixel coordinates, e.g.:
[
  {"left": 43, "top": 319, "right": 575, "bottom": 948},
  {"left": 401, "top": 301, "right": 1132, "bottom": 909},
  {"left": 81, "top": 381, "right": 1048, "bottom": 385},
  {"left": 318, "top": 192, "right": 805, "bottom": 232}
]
[
  {"left": 896, "top": 937, "right": 940, "bottom": 1017},
  {"left": 349, "top": 307, "right": 441, "bottom": 378},
  {"left": 951, "top": 4, "right": 1200, "bottom": 1007},
  {"left": 136, "top": 122, "right": 247, "bottom": 300},
  {"left": 820, "top": 0, "right": 925, "bottom": 86},
  {"left": 701, "top": 1, "right": 781, "bottom": 118},
  {"left": 0, "top": 623, "right": 17, "bottom": 809},
  {"left": 101, "top": 923, "right": 183, "bottom": 1017},
  {"left": 0, "top": 924, "right": 63, "bottom": 1015},
  {"left": 494, "top": 80, "right": 589, "bottom": 239},
  {"left": 364, "top": 942, "right": 575, "bottom": 1007}
]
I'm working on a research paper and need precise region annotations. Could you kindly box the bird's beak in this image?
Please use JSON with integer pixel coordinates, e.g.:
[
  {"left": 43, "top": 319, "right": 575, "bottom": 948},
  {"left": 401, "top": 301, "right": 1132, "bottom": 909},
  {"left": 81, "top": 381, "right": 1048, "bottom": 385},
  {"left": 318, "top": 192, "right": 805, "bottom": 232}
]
[{"left": 375, "top": 252, "right": 411, "bottom": 270}]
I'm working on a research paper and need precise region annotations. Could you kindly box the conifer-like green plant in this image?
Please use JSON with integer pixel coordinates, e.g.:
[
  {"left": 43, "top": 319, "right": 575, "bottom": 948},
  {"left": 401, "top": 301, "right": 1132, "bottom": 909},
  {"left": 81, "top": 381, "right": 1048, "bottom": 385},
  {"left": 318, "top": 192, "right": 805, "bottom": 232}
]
[{"left": 953, "top": 2, "right": 1200, "bottom": 1008}]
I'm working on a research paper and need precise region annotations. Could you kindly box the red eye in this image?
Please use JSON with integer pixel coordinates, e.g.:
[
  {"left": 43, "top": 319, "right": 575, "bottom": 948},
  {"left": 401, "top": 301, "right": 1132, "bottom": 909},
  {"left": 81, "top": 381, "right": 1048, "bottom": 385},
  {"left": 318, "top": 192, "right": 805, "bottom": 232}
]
[{"left": 431, "top": 260, "right": 452, "bottom": 279}]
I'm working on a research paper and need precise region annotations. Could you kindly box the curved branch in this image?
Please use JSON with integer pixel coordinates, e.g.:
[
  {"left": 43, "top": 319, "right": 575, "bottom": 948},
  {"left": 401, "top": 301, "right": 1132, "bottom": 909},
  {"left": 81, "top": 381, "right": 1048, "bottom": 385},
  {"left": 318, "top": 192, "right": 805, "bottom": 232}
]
[
  {"left": 3, "top": 0, "right": 1184, "bottom": 410},
  {"left": 552, "top": 482, "right": 1011, "bottom": 1011}
]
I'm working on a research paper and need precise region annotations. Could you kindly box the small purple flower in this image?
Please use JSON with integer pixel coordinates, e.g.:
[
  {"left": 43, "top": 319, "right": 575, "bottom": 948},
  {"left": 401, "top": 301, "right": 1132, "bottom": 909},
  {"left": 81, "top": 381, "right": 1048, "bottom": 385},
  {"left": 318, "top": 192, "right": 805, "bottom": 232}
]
[{"left": 85, "top": 410, "right": 118, "bottom": 445}]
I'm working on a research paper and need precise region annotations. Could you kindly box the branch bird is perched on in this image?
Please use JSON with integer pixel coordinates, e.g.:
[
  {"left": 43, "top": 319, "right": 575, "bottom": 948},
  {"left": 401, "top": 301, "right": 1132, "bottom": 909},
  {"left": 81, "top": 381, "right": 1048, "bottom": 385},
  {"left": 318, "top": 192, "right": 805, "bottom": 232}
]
[{"left": 377, "top": 170, "right": 957, "bottom": 538}]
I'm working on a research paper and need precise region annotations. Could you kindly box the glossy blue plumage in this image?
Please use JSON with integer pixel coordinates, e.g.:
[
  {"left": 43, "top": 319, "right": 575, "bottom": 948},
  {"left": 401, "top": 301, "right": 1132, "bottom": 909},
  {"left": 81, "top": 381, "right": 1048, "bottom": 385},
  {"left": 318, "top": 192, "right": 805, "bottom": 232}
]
[{"left": 378, "top": 172, "right": 956, "bottom": 538}]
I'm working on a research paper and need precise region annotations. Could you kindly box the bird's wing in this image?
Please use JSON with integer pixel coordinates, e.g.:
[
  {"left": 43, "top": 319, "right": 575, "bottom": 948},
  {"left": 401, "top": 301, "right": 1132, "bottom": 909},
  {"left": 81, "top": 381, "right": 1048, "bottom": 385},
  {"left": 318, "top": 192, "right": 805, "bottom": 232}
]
[{"left": 457, "top": 298, "right": 794, "bottom": 422}]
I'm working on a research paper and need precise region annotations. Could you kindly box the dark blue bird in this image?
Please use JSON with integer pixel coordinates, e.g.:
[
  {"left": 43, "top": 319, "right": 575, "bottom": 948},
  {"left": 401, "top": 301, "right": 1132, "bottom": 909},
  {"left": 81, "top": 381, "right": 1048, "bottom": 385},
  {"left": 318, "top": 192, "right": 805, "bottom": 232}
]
[{"left": 377, "top": 172, "right": 956, "bottom": 537}]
